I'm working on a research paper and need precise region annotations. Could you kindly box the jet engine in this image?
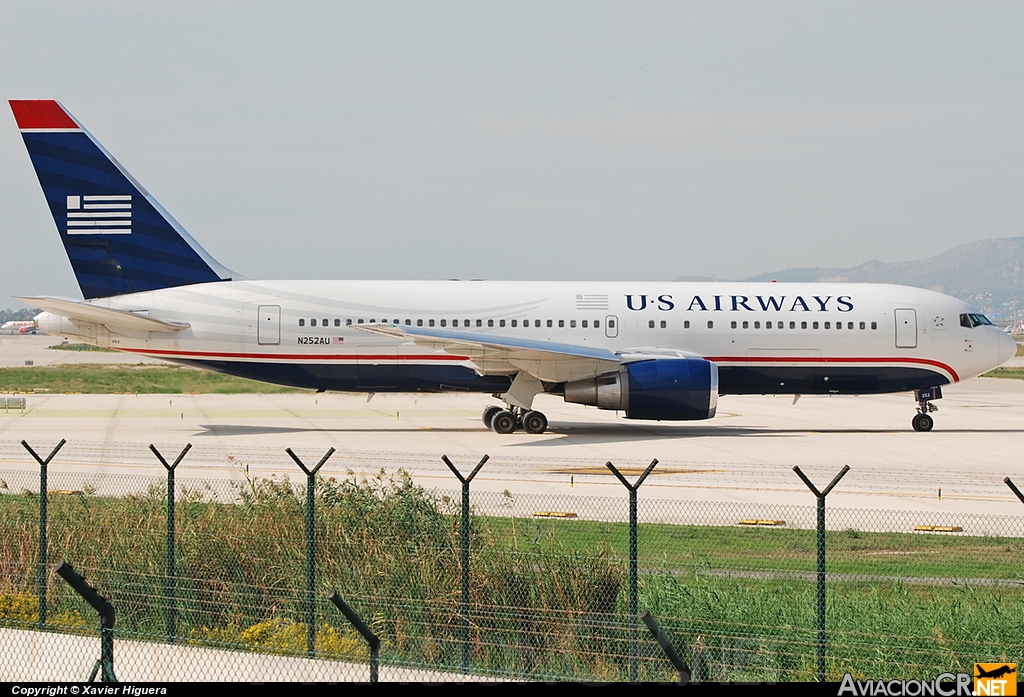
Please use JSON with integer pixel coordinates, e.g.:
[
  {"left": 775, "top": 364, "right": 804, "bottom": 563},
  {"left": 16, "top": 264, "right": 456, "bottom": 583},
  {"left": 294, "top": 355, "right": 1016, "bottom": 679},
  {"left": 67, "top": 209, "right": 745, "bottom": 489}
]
[{"left": 563, "top": 357, "right": 718, "bottom": 421}]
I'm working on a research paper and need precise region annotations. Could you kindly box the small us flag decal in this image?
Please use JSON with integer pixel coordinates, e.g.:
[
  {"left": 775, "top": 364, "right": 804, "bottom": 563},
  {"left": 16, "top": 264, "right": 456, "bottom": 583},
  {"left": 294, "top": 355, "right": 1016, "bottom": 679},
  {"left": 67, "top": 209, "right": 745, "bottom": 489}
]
[{"left": 66, "top": 195, "right": 131, "bottom": 235}]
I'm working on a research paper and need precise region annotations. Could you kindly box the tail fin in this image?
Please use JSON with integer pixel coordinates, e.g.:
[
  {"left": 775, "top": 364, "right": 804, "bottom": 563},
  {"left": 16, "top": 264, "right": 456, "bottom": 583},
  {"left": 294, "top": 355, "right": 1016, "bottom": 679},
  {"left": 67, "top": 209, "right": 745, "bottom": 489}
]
[{"left": 10, "top": 100, "right": 234, "bottom": 299}]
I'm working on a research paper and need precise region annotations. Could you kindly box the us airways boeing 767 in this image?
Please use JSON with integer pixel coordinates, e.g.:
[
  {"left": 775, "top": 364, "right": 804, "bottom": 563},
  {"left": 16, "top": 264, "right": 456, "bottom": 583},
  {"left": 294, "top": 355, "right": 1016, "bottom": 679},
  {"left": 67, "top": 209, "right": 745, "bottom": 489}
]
[{"left": 9, "top": 100, "right": 1016, "bottom": 433}]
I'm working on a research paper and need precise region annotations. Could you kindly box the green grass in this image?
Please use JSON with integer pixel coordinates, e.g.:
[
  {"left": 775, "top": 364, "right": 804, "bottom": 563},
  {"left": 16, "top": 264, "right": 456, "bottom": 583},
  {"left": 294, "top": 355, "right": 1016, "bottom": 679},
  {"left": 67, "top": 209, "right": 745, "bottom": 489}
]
[
  {"left": 45, "top": 343, "right": 115, "bottom": 352},
  {"left": 2, "top": 475, "right": 1021, "bottom": 680},
  {"left": 481, "top": 517, "right": 1024, "bottom": 580},
  {"left": 982, "top": 366, "right": 1024, "bottom": 380},
  {"left": 0, "top": 364, "right": 306, "bottom": 394}
]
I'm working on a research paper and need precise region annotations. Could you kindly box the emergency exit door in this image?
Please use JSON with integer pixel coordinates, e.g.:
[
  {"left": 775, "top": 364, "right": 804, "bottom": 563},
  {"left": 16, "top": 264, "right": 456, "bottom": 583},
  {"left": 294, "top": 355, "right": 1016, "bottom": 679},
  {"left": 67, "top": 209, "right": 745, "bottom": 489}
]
[
  {"left": 894, "top": 308, "right": 917, "bottom": 348},
  {"left": 258, "top": 305, "right": 281, "bottom": 345}
]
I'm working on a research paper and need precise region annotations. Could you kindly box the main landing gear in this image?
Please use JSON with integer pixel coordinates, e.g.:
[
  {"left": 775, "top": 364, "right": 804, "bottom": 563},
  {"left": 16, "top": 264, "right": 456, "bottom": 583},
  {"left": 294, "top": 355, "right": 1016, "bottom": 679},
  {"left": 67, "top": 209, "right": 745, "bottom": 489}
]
[
  {"left": 482, "top": 404, "right": 548, "bottom": 434},
  {"left": 912, "top": 387, "right": 941, "bottom": 432}
]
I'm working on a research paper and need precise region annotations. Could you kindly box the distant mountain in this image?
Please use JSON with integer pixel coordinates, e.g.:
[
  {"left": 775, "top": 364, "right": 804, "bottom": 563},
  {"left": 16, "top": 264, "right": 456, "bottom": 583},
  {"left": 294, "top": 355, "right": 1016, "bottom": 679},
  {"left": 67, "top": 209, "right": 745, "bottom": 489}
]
[{"left": 739, "top": 237, "right": 1024, "bottom": 321}]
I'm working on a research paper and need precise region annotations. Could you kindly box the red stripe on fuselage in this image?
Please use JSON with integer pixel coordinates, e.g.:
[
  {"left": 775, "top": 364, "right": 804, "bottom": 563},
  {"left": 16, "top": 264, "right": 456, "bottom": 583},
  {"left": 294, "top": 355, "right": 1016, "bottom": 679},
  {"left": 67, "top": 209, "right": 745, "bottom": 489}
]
[
  {"left": 705, "top": 355, "right": 959, "bottom": 382},
  {"left": 116, "top": 347, "right": 471, "bottom": 361},
  {"left": 9, "top": 100, "right": 79, "bottom": 130}
]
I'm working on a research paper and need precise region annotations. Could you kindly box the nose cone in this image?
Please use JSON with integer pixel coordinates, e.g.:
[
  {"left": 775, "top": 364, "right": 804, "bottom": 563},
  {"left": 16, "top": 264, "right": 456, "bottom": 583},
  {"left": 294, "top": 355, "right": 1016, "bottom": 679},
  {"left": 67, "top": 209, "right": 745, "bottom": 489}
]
[{"left": 998, "top": 330, "right": 1017, "bottom": 366}]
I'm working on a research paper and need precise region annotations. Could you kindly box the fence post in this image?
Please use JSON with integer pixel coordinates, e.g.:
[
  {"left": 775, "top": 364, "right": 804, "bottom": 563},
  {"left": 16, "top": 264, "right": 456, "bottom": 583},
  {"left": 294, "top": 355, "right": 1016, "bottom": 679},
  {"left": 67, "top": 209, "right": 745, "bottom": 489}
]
[
  {"left": 793, "top": 464, "right": 849, "bottom": 683},
  {"left": 639, "top": 610, "right": 691, "bottom": 684},
  {"left": 22, "top": 439, "right": 66, "bottom": 629},
  {"left": 287, "top": 447, "right": 335, "bottom": 658},
  {"left": 1005, "top": 477, "right": 1024, "bottom": 506},
  {"left": 149, "top": 443, "right": 192, "bottom": 643},
  {"left": 606, "top": 458, "right": 659, "bottom": 682},
  {"left": 328, "top": 590, "right": 381, "bottom": 682},
  {"left": 441, "top": 454, "right": 488, "bottom": 673},
  {"left": 55, "top": 560, "right": 116, "bottom": 682}
]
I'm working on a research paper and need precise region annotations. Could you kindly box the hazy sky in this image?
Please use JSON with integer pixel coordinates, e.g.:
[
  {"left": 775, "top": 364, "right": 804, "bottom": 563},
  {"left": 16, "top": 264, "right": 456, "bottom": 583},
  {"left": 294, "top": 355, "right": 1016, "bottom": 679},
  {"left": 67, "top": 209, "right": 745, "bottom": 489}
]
[{"left": 2, "top": 2, "right": 1023, "bottom": 305}]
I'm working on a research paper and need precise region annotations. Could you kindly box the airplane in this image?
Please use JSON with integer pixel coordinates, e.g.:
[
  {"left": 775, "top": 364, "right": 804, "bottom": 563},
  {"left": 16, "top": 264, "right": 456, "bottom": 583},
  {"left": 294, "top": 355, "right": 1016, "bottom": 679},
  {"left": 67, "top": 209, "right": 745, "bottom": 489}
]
[
  {"left": 1, "top": 320, "right": 37, "bottom": 334},
  {"left": 8, "top": 99, "right": 1017, "bottom": 434}
]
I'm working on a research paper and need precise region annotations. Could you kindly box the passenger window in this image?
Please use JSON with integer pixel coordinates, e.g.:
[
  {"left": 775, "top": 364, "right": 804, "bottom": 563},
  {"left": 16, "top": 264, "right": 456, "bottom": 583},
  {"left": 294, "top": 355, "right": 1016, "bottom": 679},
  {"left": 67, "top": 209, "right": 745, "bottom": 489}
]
[
  {"left": 405, "top": 319, "right": 411, "bottom": 325},
  {"left": 311, "top": 319, "right": 317, "bottom": 327},
  {"left": 394, "top": 319, "right": 399, "bottom": 325},
  {"left": 836, "top": 323, "right": 842, "bottom": 330},
  {"left": 547, "top": 320, "right": 553, "bottom": 328},
  {"left": 801, "top": 321, "right": 807, "bottom": 329},
  {"left": 334, "top": 319, "right": 340, "bottom": 327},
  {"left": 582, "top": 320, "right": 588, "bottom": 328},
  {"left": 871, "top": 321, "right": 877, "bottom": 330},
  {"left": 477, "top": 319, "right": 483, "bottom": 327},
  {"left": 766, "top": 321, "right": 772, "bottom": 329},
  {"left": 754, "top": 321, "right": 760, "bottom": 329},
  {"left": 778, "top": 322, "right": 784, "bottom": 329},
  {"left": 649, "top": 320, "right": 656, "bottom": 329},
  {"left": 683, "top": 320, "right": 690, "bottom": 329},
  {"left": 660, "top": 320, "right": 666, "bottom": 329},
  {"left": 512, "top": 320, "right": 518, "bottom": 327},
  {"left": 859, "top": 321, "right": 865, "bottom": 330},
  {"left": 570, "top": 320, "right": 576, "bottom": 328},
  {"left": 441, "top": 320, "right": 447, "bottom": 327},
  {"left": 730, "top": 321, "right": 737, "bottom": 329},
  {"left": 299, "top": 318, "right": 305, "bottom": 327},
  {"left": 358, "top": 319, "right": 364, "bottom": 324},
  {"left": 847, "top": 322, "right": 853, "bottom": 330},
  {"left": 707, "top": 321, "right": 714, "bottom": 329},
  {"left": 487, "top": 319, "right": 493, "bottom": 327},
  {"left": 742, "top": 321, "right": 749, "bottom": 329},
  {"left": 824, "top": 322, "right": 830, "bottom": 329},
  {"left": 417, "top": 319, "right": 423, "bottom": 326},
  {"left": 465, "top": 319, "right": 470, "bottom": 327},
  {"left": 428, "top": 319, "right": 435, "bottom": 327},
  {"left": 558, "top": 320, "right": 564, "bottom": 328},
  {"left": 790, "top": 322, "right": 796, "bottom": 329},
  {"left": 595, "top": 320, "right": 600, "bottom": 328},
  {"left": 323, "top": 318, "right": 328, "bottom": 326},
  {"left": 499, "top": 320, "right": 505, "bottom": 327},
  {"left": 346, "top": 319, "right": 352, "bottom": 326},
  {"left": 608, "top": 319, "right": 615, "bottom": 328},
  {"left": 813, "top": 322, "right": 819, "bottom": 329},
  {"left": 535, "top": 320, "right": 541, "bottom": 328}
]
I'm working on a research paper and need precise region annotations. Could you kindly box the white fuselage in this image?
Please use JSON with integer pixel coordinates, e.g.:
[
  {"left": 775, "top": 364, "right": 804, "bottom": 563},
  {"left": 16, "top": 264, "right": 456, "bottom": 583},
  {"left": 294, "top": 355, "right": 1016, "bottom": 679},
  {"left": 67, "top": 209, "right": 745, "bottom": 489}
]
[{"left": 35, "top": 280, "right": 1016, "bottom": 400}]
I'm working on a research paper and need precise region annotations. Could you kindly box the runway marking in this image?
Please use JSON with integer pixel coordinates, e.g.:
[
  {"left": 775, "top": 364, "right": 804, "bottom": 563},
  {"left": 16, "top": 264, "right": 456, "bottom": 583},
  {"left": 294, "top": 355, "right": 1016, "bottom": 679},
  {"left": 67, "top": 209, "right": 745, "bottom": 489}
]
[{"left": 546, "top": 466, "right": 725, "bottom": 476}]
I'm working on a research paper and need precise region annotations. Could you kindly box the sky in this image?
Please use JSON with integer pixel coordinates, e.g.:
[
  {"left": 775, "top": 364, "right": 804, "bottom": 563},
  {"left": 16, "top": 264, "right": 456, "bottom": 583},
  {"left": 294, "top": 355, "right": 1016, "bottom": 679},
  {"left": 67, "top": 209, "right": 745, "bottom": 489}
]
[{"left": 2, "top": 1, "right": 1023, "bottom": 306}]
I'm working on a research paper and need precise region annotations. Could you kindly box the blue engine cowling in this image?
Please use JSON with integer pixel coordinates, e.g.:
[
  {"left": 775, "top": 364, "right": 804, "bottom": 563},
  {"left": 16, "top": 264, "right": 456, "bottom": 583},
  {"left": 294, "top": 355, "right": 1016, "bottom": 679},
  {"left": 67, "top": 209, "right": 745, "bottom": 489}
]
[{"left": 563, "top": 357, "right": 718, "bottom": 421}]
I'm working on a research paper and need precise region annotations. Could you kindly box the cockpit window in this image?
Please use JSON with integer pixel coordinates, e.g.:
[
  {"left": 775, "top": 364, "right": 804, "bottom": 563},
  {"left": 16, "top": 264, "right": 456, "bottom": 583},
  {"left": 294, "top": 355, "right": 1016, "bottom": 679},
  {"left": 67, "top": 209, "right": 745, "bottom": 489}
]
[{"left": 961, "top": 313, "right": 994, "bottom": 328}]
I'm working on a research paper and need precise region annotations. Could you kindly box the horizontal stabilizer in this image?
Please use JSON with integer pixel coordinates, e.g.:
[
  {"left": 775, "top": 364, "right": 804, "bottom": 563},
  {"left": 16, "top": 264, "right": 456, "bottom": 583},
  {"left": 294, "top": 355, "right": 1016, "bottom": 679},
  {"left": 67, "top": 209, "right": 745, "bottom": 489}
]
[{"left": 17, "top": 296, "right": 190, "bottom": 333}]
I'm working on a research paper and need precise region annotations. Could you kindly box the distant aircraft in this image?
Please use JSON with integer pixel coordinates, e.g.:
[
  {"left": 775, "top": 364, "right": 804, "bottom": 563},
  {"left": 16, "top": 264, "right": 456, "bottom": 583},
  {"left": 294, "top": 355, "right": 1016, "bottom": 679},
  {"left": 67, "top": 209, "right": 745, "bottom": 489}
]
[
  {"left": 2, "top": 320, "right": 37, "bottom": 334},
  {"left": 8, "top": 100, "right": 1018, "bottom": 433}
]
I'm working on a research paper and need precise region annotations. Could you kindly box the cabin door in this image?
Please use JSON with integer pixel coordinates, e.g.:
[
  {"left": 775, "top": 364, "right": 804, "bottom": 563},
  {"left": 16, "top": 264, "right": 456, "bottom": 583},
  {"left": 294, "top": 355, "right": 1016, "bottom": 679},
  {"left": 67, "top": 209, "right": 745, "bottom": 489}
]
[
  {"left": 894, "top": 308, "right": 917, "bottom": 348},
  {"left": 258, "top": 305, "right": 281, "bottom": 345}
]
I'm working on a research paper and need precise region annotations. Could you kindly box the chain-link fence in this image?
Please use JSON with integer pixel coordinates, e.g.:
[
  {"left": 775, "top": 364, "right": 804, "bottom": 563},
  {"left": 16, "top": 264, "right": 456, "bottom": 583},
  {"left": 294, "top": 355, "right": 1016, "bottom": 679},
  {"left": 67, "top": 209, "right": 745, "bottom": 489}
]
[{"left": 0, "top": 448, "right": 1021, "bottom": 682}]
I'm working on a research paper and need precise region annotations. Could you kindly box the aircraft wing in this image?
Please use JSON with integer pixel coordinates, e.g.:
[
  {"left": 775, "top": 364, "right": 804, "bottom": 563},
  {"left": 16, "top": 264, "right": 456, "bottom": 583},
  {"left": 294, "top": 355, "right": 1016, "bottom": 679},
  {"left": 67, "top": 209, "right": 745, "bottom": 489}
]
[
  {"left": 16, "top": 296, "right": 190, "bottom": 333},
  {"left": 358, "top": 324, "right": 620, "bottom": 382}
]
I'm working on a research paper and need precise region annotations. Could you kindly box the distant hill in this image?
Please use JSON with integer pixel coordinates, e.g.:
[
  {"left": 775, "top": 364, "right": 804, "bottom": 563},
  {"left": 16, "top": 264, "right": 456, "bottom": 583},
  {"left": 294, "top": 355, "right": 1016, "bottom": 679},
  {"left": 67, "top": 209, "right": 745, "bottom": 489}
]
[{"left": 740, "top": 237, "right": 1024, "bottom": 322}]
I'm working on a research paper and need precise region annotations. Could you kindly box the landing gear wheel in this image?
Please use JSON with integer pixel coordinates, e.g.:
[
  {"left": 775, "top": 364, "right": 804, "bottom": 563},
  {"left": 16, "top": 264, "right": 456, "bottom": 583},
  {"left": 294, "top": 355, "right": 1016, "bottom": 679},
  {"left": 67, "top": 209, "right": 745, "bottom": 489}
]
[
  {"left": 912, "top": 413, "right": 934, "bottom": 432},
  {"left": 522, "top": 410, "right": 548, "bottom": 434},
  {"left": 492, "top": 410, "right": 517, "bottom": 434},
  {"left": 482, "top": 405, "right": 502, "bottom": 429}
]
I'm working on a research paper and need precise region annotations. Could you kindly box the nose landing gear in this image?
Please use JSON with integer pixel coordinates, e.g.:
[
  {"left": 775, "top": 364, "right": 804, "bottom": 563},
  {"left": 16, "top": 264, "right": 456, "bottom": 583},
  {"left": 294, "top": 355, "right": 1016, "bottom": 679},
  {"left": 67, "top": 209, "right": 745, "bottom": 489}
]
[
  {"left": 912, "top": 387, "right": 941, "bottom": 432},
  {"left": 481, "top": 404, "right": 549, "bottom": 434}
]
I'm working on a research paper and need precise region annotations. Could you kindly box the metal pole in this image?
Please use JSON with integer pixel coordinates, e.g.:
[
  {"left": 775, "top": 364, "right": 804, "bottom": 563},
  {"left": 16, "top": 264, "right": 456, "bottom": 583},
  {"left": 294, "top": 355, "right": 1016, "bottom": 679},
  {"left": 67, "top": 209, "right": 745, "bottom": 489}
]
[
  {"left": 149, "top": 443, "right": 191, "bottom": 643},
  {"left": 55, "top": 560, "right": 116, "bottom": 682},
  {"left": 22, "top": 439, "right": 66, "bottom": 629},
  {"left": 793, "top": 465, "right": 849, "bottom": 683},
  {"left": 441, "top": 454, "right": 488, "bottom": 673},
  {"left": 606, "top": 458, "right": 658, "bottom": 682},
  {"left": 1005, "top": 477, "right": 1024, "bottom": 506},
  {"left": 328, "top": 591, "right": 381, "bottom": 683},
  {"left": 287, "top": 447, "right": 335, "bottom": 658},
  {"left": 639, "top": 610, "right": 691, "bottom": 685}
]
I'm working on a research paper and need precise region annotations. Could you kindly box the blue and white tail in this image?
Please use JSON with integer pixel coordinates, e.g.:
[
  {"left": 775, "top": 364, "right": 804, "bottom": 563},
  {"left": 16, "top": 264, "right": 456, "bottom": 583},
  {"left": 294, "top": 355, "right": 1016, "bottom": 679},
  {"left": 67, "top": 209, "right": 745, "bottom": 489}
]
[{"left": 10, "top": 100, "right": 234, "bottom": 299}]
